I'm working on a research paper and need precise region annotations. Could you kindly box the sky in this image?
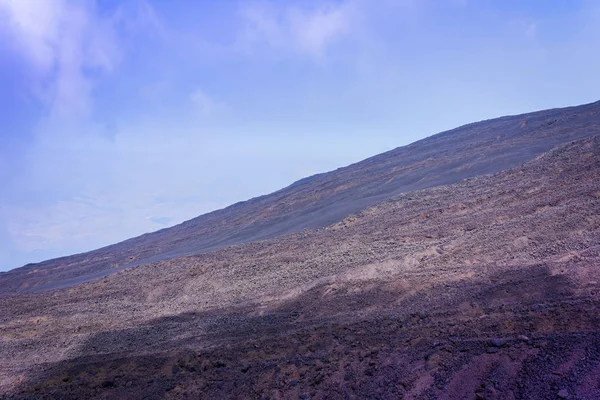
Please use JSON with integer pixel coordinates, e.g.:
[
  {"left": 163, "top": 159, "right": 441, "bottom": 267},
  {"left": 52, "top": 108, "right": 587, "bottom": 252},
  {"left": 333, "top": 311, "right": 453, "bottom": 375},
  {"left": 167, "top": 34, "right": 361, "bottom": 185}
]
[{"left": 0, "top": 0, "right": 599, "bottom": 271}]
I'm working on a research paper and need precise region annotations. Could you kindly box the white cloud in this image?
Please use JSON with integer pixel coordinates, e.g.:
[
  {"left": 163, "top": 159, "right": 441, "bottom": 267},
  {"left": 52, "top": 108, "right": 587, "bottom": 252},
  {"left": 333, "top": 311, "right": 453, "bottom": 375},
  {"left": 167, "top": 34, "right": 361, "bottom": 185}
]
[
  {"left": 289, "top": 4, "right": 351, "bottom": 57},
  {"left": 190, "top": 88, "right": 221, "bottom": 116},
  {"left": 0, "top": 0, "right": 127, "bottom": 121},
  {"left": 525, "top": 22, "right": 538, "bottom": 40},
  {"left": 0, "top": 0, "right": 64, "bottom": 71},
  {"left": 239, "top": 1, "right": 357, "bottom": 60},
  {"left": 0, "top": 0, "right": 159, "bottom": 120}
]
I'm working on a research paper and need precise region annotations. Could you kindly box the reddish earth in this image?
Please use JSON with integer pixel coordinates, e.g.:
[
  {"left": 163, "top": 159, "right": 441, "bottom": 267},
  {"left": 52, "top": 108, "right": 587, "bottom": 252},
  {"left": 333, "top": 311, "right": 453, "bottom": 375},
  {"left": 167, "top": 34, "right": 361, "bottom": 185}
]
[{"left": 0, "top": 125, "right": 599, "bottom": 399}]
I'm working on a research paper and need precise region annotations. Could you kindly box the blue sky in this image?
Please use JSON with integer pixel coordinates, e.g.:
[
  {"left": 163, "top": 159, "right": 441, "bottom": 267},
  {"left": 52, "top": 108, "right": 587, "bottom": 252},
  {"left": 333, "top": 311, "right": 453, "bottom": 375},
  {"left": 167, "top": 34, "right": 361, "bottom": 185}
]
[{"left": 0, "top": 0, "right": 599, "bottom": 271}]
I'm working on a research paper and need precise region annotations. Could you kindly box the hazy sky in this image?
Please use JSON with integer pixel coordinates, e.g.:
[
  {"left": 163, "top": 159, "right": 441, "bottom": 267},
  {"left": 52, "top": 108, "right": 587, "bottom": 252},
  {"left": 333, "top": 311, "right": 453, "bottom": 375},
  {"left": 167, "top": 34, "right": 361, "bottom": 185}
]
[{"left": 0, "top": 0, "right": 599, "bottom": 271}]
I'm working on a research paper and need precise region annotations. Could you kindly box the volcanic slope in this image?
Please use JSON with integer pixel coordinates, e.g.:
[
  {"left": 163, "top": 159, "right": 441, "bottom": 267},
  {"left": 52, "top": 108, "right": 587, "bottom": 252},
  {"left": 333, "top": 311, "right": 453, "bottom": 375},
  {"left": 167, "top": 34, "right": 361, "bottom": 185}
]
[
  {"left": 2, "top": 100, "right": 600, "bottom": 292},
  {"left": 1, "top": 134, "right": 599, "bottom": 399}
]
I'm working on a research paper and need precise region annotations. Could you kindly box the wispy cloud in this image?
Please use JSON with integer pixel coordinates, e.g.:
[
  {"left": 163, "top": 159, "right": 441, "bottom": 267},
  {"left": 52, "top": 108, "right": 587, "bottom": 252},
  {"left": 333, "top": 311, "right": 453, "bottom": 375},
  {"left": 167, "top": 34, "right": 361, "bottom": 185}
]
[
  {"left": 190, "top": 88, "right": 222, "bottom": 116},
  {"left": 0, "top": 0, "right": 161, "bottom": 122},
  {"left": 238, "top": 1, "right": 358, "bottom": 61},
  {"left": 0, "top": 0, "right": 121, "bottom": 120}
]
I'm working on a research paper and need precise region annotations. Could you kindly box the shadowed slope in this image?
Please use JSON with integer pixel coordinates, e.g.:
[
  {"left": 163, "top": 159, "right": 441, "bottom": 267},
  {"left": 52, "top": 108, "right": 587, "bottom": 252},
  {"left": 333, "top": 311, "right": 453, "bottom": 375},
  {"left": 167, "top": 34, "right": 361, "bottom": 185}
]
[{"left": 1, "top": 100, "right": 599, "bottom": 293}]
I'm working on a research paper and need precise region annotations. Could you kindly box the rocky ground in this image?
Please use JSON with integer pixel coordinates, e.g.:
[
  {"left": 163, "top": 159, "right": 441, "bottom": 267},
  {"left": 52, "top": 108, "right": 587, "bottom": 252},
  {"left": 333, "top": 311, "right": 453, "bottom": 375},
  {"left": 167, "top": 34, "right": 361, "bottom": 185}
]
[
  {"left": 0, "top": 135, "right": 599, "bottom": 399},
  {"left": 2, "top": 100, "right": 599, "bottom": 293}
]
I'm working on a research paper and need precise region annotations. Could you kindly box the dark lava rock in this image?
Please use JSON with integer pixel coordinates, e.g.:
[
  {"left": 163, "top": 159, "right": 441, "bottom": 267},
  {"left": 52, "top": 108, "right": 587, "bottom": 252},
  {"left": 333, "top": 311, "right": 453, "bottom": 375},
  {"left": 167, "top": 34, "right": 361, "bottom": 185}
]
[{"left": 558, "top": 389, "right": 570, "bottom": 399}]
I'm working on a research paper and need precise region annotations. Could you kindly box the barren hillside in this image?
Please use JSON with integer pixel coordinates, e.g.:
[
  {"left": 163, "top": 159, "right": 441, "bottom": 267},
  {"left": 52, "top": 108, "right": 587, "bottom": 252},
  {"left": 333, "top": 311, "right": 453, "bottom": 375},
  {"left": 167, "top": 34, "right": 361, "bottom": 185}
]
[
  {"left": 1, "top": 133, "right": 599, "bottom": 399},
  {"left": 2, "top": 100, "right": 599, "bottom": 293}
]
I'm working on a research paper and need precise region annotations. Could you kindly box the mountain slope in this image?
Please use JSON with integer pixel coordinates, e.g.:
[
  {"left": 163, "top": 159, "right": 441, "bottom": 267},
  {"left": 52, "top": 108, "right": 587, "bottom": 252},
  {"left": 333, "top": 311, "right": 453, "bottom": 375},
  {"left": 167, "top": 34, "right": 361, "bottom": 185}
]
[
  {"left": 2, "top": 134, "right": 599, "bottom": 399},
  {"left": 1, "top": 100, "right": 600, "bottom": 293}
]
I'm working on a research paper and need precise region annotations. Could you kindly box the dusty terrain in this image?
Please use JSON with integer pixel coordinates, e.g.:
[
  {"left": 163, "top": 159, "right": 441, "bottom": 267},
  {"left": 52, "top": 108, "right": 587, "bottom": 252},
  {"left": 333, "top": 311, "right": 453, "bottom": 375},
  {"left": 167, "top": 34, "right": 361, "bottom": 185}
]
[
  {"left": 1, "top": 100, "right": 599, "bottom": 293},
  {"left": 1, "top": 133, "right": 598, "bottom": 399}
]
